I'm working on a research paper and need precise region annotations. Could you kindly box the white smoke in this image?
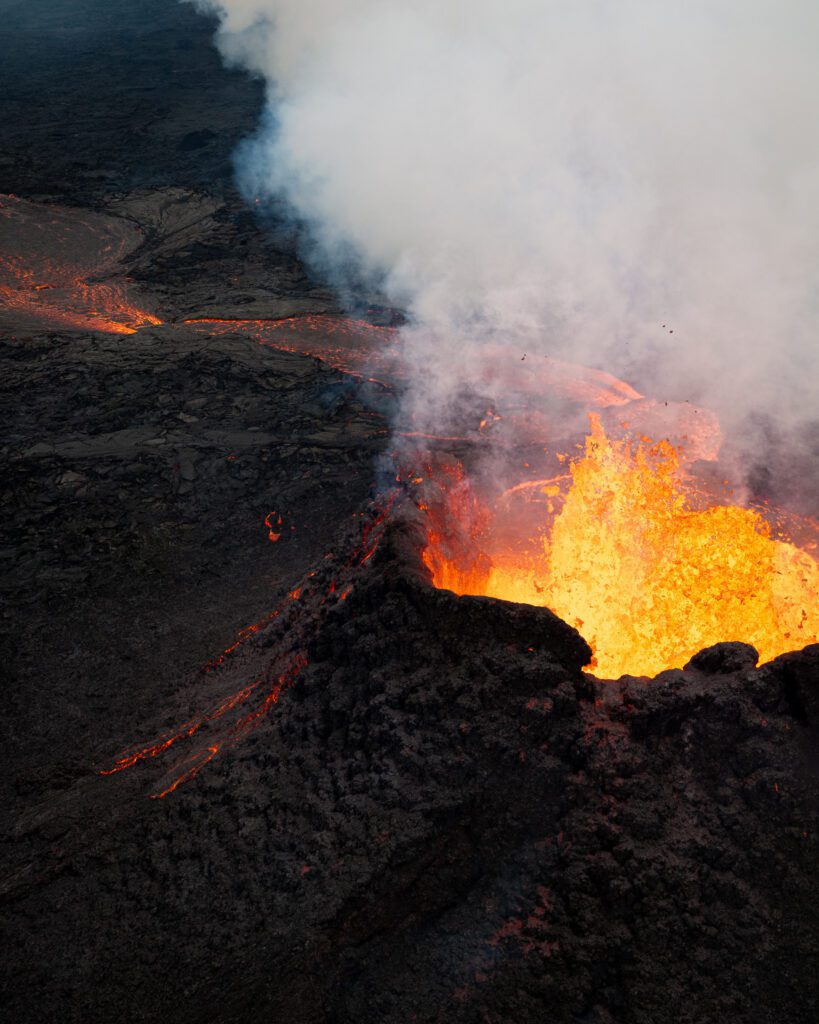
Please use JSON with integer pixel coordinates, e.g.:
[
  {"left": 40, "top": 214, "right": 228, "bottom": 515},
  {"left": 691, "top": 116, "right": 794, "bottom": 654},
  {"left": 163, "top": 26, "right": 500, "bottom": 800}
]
[{"left": 192, "top": 0, "right": 819, "bottom": 448}]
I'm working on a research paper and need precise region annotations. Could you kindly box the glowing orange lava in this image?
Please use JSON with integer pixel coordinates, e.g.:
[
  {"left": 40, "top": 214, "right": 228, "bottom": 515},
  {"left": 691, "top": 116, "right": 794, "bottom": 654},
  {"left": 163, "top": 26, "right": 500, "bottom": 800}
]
[
  {"left": 183, "top": 314, "right": 398, "bottom": 378},
  {"left": 101, "top": 493, "right": 399, "bottom": 796},
  {"left": 422, "top": 416, "right": 819, "bottom": 678},
  {"left": 0, "top": 194, "right": 161, "bottom": 335},
  {"left": 0, "top": 273, "right": 162, "bottom": 334}
]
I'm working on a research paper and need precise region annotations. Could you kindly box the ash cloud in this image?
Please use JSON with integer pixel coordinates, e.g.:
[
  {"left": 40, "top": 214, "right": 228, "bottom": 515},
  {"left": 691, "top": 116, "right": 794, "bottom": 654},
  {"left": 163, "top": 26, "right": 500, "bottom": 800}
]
[{"left": 192, "top": 1, "right": 819, "bottom": 463}]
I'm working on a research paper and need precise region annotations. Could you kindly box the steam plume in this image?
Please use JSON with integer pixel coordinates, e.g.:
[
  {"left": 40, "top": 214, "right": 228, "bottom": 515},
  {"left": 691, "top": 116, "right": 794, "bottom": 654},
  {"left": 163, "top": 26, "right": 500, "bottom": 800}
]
[{"left": 193, "top": 1, "right": 819, "bottom": 449}]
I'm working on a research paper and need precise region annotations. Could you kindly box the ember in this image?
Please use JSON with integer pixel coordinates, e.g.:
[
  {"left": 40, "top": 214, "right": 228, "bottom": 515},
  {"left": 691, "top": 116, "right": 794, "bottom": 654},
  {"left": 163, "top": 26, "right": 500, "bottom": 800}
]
[{"left": 421, "top": 414, "right": 819, "bottom": 678}]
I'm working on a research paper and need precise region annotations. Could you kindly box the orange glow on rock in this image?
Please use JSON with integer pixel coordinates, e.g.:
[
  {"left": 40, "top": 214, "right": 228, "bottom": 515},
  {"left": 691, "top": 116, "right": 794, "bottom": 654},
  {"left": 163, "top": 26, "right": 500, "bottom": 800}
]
[
  {"left": 422, "top": 415, "right": 819, "bottom": 678},
  {"left": 183, "top": 314, "right": 398, "bottom": 377},
  {"left": 101, "top": 494, "right": 400, "bottom": 797},
  {"left": 265, "top": 511, "right": 283, "bottom": 542},
  {"left": 0, "top": 194, "right": 161, "bottom": 335}
]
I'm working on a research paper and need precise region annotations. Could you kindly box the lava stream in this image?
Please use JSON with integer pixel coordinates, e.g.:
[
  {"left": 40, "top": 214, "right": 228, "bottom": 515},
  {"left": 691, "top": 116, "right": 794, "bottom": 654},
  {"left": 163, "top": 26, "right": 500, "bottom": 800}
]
[
  {"left": 101, "top": 494, "right": 399, "bottom": 797},
  {"left": 183, "top": 314, "right": 399, "bottom": 377},
  {"left": 0, "top": 194, "right": 160, "bottom": 335}
]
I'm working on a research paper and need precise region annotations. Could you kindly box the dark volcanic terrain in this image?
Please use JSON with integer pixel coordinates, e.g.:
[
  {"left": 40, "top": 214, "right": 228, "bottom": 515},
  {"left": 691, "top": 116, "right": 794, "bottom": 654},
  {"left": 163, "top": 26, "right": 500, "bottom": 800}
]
[{"left": 1, "top": 2, "right": 817, "bottom": 1023}]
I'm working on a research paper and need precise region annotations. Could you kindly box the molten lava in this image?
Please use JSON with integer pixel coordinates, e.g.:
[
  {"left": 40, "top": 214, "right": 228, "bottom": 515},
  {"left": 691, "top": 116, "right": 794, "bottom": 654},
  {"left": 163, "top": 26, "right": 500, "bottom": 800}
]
[
  {"left": 422, "top": 416, "right": 819, "bottom": 678},
  {"left": 184, "top": 314, "right": 398, "bottom": 379},
  {"left": 101, "top": 494, "right": 399, "bottom": 796},
  {"left": 0, "top": 194, "right": 160, "bottom": 335}
]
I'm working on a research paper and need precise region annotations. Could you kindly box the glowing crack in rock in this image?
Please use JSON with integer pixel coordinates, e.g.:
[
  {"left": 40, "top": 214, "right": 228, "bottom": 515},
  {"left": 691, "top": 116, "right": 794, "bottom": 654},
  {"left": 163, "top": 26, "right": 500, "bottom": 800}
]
[{"left": 101, "top": 494, "right": 399, "bottom": 797}]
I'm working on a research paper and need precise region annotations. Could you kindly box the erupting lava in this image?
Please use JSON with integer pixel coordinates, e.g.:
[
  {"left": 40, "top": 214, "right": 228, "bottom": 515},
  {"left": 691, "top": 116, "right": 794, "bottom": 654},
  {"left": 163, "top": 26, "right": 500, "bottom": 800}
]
[{"left": 421, "top": 415, "right": 819, "bottom": 678}]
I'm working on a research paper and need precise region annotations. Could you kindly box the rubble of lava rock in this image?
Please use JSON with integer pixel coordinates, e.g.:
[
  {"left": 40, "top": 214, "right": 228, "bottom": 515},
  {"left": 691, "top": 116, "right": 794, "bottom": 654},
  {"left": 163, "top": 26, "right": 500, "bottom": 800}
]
[{"left": 2, "top": 494, "right": 818, "bottom": 1024}]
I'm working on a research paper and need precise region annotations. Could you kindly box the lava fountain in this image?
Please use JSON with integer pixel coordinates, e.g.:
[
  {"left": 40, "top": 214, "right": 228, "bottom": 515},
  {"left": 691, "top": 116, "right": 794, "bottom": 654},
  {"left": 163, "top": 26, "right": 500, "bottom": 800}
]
[
  {"left": 420, "top": 413, "right": 819, "bottom": 678},
  {"left": 99, "top": 312, "right": 818, "bottom": 796}
]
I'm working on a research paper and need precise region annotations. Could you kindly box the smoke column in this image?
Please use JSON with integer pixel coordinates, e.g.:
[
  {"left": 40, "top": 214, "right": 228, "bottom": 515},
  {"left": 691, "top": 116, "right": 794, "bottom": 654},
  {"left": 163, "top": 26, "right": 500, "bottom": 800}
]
[{"left": 192, "top": 1, "right": 819, "bottom": 448}]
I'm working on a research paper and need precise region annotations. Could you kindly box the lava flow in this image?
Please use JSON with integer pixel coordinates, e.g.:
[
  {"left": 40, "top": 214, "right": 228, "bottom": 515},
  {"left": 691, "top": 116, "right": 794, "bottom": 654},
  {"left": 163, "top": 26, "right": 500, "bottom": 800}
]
[
  {"left": 101, "top": 493, "right": 399, "bottom": 796},
  {"left": 421, "top": 415, "right": 819, "bottom": 678},
  {"left": 0, "top": 194, "right": 160, "bottom": 335},
  {"left": 184, "top": 314, "right": 399, "bottom": 378}
]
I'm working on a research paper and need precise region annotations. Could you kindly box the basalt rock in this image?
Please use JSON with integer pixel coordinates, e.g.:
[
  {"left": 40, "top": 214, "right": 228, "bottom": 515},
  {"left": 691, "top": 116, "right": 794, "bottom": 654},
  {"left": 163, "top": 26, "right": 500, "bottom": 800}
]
[
  {"left": 1, "top": 504, "right": 817, "bottom": 1024},
  {"left": 684, "top": 640, "right": 760, "bottom": 674},
  {"left": 769, "top": 643, "right": 819, "bottom": 728}
]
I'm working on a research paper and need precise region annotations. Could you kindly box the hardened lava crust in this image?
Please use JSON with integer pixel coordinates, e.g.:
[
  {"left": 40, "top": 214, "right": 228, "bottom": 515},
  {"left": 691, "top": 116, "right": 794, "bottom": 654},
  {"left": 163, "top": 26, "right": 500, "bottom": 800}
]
[{"left": 2, "top": 497, "right": 818, "bottom": 1024}]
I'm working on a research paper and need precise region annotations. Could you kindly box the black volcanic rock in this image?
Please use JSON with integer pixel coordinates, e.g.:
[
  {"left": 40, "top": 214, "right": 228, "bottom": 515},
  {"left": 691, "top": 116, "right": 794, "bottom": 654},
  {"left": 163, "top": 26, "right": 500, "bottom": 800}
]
[
  {"left": 0, "top": 0, "right": 263, "bottom": 201},
  {"left": 0, "top": 327, "right": 391, "bottom": 825},
  {"left": 1, "top": 504, "right": 818, "bottom": 1024},
  {"left": 684, "top": 641, "right": 760, "bottom": 674},
  {"left": 769, "top": 643, "right": 819, "bottom": 727}
]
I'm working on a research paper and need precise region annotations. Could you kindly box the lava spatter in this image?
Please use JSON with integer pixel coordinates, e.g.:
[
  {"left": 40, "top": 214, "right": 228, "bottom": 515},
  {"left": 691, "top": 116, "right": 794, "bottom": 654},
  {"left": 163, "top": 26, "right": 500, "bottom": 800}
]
[{"left": 421, "top": 415, "right": 819, "bottom": 678}]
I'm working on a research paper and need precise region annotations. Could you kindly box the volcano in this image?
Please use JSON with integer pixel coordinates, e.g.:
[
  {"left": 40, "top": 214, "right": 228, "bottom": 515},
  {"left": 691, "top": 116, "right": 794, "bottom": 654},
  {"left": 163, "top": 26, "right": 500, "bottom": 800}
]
[
  {"left": 7, "top": 495, "right": 819, "bottom": 1023},
  {"left": 2, "top": 2, "right": 819, "bottom": 1024}
]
